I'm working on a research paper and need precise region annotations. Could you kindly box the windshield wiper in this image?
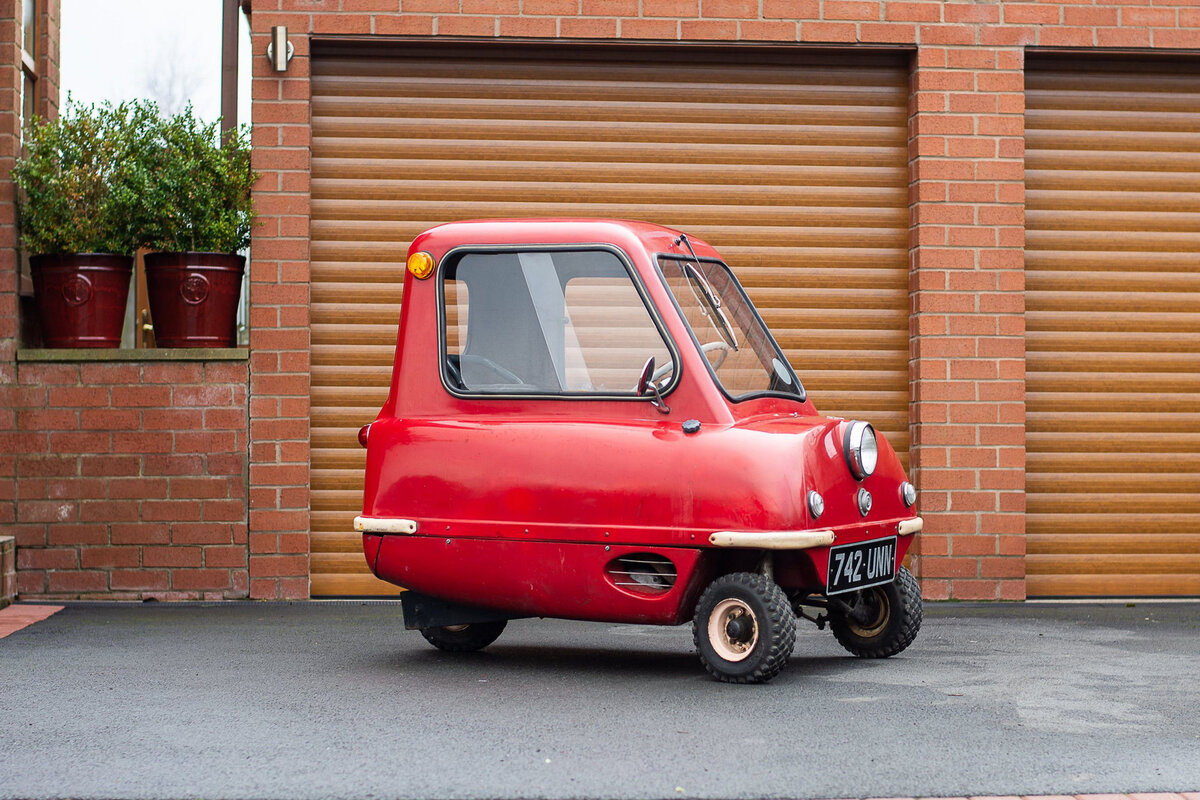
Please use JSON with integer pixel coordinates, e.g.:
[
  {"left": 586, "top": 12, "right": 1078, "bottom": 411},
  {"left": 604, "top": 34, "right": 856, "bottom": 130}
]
[{"left": 675, "top": 234, "right": 739, "bottom": 351}]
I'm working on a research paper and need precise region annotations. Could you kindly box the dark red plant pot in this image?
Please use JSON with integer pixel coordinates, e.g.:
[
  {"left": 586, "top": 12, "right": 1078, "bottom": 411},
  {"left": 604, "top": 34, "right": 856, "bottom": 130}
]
[
  {"left": 31, "top": 254, "right": 134, "bottom": 348},
  {"left": 144, "top": 252, "right": 245, "bottom": 348}
]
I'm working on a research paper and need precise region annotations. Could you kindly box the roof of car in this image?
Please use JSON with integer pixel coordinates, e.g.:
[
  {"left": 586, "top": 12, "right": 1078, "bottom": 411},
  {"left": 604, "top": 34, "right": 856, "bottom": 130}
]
[{"left": 409, "top": 218, "right": 721, "bottom": 261}]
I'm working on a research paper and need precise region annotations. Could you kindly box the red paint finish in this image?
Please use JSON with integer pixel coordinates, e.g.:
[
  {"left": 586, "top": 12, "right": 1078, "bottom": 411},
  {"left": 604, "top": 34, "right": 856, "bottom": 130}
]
[{"left": 362, "top": 220, "right": 917, "bottom": 623}]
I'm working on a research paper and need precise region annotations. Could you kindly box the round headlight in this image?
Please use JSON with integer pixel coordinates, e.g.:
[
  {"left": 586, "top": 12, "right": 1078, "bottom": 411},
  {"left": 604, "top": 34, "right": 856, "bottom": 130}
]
[
  {"left": 807, "top": 490, "right": 824, "bottom": 520},
  {"left": 843, "top": 421, "right": 878, "bottom": 480},
  {"left": 901, "top": 482, "right": 917, "bottom": 507}
]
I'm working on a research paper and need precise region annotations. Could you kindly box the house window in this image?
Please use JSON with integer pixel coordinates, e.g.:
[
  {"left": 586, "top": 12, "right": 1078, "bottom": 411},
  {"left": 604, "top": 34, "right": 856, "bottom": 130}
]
[{"left": 20, "top": 0, "right": 38, "bottom": 131}]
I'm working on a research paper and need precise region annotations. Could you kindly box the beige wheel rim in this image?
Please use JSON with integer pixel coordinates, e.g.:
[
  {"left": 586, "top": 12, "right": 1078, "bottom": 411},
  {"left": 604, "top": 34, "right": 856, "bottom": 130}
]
[
  {"left": 847, "top": 588, "right": 890, "bottom": 637},
  {"left": 708, "top": 598, "right": 759, "bottom": 662},
  {"left": 443, "top": 624, "right": 469, "bottom": 632}
]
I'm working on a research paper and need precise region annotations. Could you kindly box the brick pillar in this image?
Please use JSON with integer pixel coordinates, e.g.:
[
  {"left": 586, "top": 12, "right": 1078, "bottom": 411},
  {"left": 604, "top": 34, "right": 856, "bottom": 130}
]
[
  {"left": 247, "top": 10, "right": 312, "bottom": 599},
  {"left": 2, "top": 0, "right": 61, "bottom": 557},
  {"left": 907, "top": 42, "right": 1027, "bottom": 601}
]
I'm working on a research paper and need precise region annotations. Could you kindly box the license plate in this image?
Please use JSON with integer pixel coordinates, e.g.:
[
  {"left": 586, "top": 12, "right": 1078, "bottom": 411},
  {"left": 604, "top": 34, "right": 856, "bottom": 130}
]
[{"left": 826, "top": 536, "right": 897, "bottom": 596}]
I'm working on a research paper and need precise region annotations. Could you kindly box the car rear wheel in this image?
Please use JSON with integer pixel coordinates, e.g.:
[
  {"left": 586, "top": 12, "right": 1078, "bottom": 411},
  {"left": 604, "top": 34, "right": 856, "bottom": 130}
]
[
  {"left": 419, "top": 620, "right": 507, "bottom": 652},
  {"left": 829, "top": 566, "right": 922, "bottom": 658},
  {"left": 693, "top": 572, "right": 796, "bottom": 684}
]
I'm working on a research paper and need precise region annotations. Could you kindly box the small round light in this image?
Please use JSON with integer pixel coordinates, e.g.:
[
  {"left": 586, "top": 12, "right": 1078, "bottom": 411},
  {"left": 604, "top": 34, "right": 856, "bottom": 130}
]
[
  {"left": 807, "top": 490, "right": 824, "bottom": 520},
  {"left": 843, "top": 421, "right": 878, "bottom": 480},
  {"left": 857, "top": 488, "right": 873, "bottom": 517},
  {"left": 357, "top": 423, "right": 371, "bottom": 448},
  {"left": 901, "top": 482, "right": 917, "bottom": 508},
  {"left": 407, "top": 251, "right": 435, "bottom": 280}
]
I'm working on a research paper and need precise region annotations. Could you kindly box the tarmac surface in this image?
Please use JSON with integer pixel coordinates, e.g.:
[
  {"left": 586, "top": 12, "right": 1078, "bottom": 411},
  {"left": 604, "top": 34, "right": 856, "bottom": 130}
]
[{"left": 1, "top": 601, "right": 1198, "bottom": 800}]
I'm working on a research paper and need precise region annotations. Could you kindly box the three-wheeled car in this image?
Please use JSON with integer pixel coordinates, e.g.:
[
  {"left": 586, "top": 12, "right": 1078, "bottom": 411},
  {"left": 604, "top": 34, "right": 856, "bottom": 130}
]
[{"left": 357, "top": 219, "right": 922, "bottom": 683}]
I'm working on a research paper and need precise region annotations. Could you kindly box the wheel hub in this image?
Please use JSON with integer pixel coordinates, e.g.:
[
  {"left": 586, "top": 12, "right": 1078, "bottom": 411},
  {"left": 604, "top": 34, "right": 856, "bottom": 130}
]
[{"left": 708, "top": 598, "right": 759, "bottom": 662}]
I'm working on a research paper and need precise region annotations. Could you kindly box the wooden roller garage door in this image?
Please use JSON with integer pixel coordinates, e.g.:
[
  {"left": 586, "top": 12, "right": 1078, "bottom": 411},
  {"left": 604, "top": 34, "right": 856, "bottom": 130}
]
[
  {"left": 309, "top": 42, "right": 910, "bottom": 596},
  {"left": 1025, "top": 56, "right": 1200, "bottom": 597}
]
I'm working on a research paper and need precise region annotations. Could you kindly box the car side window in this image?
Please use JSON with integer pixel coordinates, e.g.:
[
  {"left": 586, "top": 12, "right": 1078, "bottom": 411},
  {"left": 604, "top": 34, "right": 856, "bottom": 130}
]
[{"left": 442, "top": 249, "right": 674, "bottom": 396}]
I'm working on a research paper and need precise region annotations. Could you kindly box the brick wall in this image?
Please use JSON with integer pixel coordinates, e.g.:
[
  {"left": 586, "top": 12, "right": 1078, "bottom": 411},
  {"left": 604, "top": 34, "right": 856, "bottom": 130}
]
[
  {"left": 7, "top": 358, "right": 249, "bottom": 600},
  {"left": 2, "top": 1, "right": 1196, "bottom": 601},
  {"left": 245, "top": 0, "right": 1198, "bottom": 601},
  {"left": 247, "top": 8, "right": 314, "bottom": 600},
  {"left": 2, "top": 0, "right": 61, "bottom": 580}
]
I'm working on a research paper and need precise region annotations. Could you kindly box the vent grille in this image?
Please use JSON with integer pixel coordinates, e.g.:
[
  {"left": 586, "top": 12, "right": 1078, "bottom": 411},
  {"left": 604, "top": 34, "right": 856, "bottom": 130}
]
[{"left": 607, "top": 553, "right": 677, "bottom": 595}]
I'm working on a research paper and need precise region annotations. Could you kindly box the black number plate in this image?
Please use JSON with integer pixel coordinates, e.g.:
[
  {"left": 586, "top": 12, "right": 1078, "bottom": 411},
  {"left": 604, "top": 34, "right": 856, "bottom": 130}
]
[{"left": 826, "top": 536, "right": 897, "bottom": 596}]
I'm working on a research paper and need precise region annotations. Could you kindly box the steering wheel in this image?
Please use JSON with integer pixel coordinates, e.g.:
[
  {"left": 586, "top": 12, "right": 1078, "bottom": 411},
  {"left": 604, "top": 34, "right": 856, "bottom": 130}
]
[
  {"left": 650, "top": 341, "right": 733, "bottom": 383},
  {"left": 701, "top": 340, "right": 733, "bottom": 370}
]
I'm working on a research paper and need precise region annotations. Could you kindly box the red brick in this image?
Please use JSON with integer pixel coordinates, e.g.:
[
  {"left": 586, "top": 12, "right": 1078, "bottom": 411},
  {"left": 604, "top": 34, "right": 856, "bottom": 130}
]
[
  {"left": 823, "top": 0, "right": 879, "bottom": 21},
  {"left": 79, "top": 409, "right": 141, "bottom": 430},
  {"left": 1153, "top": 29, "right": 1200, "bottom": 48},
  {"left": 1122, "top": 7, "right": 1176, "bottom": 27},
  {"left": 798, "top": 21, "right": 857, "bottom": 41},
  {"left": 145, "top": 546, "right": 202, "bottom": 568},
  {"left": 581, "top": 0, "right": 634, "bottom": 13},
  {"left": 884, "top": 1, "right": 940, "bottom": 22},
  {"left": 1039, "top": 27, "right": 1095, "bottom": 47},
  {"left": 858, "top": 22, "right": 916, "bottom": 42},
  {"left": 205, "top": 546, "right": 248, "bottom": 568},
  {"left": 517, "top": 0, "right": 575, "bottom": 12},
  {"left": 644, "top": 0, "right": 699, "bottom": 16},
  {"left": 250, "top": 554, "right": 308, "bottom": 578},
  {"left": 48, "top": 524, "right": 108, "bottom": 546},
  {"left": 44, "top": 572, "right": 110, "bottom": 597},
  {"left": 920, "top": 24, "right": 975, "bottom": 44},
  {"left": 48, "top": 386, "right": 110, "bottom": 407},
  {"left": 110, "top": 569, "right": 170, "bottom": 591},
  {"left": 498, "top": 15, "right": 558, "bottom": 36},
  {"left": 18, "top": 547, "right": 78, "bottom": 570},
  {"left": 111, "top": 386, "right": 171, "bottom": 408},
  {"left": 111, "top": 523, "right": 170, "bottom": 545},
  {"left": 172, "top": 569, "right": 232, "bottom": 591},
  {"left": 172, "top": 523, "right": 236, "bottom": 545},
  {"left": 943, "top": 2, "right": 998, "bottom": 23},
  {"left": 435, "top": 15, "right": 498, "bottom": 35},
  {"left": 142, "top": 500, "right": 202, "bottom": 522},
  {"left": 1003, "top": 3, "right": 1058, "bottom": 24},
  {"left": 80, "top": 547, "right": 141, "bottom": 568}
]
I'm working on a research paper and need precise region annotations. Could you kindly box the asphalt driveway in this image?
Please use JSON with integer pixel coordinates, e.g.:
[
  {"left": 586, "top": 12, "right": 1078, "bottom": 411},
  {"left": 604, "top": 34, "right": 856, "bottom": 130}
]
[{"left": 2, "top": 601, "right": 1198, "bottom": 800}]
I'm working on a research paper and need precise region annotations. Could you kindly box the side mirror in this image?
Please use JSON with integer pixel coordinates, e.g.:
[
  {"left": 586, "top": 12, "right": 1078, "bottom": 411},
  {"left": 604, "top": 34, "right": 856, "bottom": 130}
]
[
  {"left": 637, "top": 357, "right": 655, "bottom": 397},
  {"left": 637, "top": 356, "right": 670, "bottom": 415}
]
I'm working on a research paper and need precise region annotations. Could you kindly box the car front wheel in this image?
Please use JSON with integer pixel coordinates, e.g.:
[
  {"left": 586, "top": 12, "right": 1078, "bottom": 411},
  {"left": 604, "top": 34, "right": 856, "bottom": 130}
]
[
  {"left": 828, "top": 566, "right": 922, "bottom": 658},
  {"left": 693, "top": 572, "right": 797, "bottom": 684}
]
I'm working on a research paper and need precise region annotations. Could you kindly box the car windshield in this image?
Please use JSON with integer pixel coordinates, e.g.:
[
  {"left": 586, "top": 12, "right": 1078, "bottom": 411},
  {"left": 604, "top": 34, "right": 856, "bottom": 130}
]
[{"left": 657, "top": 255, "right": 804, "bottom": 401}]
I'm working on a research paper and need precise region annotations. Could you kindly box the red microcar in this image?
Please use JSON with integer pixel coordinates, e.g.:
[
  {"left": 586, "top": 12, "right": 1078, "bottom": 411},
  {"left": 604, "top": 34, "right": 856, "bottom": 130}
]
[{"left": 358, "top": 219, "right": 922, "bottom": 683}]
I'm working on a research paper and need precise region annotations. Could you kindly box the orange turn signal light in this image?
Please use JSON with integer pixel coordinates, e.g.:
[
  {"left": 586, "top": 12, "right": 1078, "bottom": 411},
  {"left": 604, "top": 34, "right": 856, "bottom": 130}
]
[{"left": 407, "top": 251, "right": 435, "bottom": 280}]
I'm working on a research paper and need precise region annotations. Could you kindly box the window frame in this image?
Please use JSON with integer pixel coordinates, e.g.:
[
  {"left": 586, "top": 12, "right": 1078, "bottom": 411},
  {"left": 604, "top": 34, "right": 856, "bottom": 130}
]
[
  {"left": 19, "top": 0, "right": 38, "bottom": 133},
  {"left": 436, "top": 243, "right": 683, "bottom": 402},
  {"left": 654, "top": 253, "right": 807, "bottom": 405}
]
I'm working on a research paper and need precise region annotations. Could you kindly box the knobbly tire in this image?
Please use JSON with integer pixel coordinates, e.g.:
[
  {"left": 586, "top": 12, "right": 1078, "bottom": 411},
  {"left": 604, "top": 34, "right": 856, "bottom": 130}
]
[
  {"left": 829, "top": 566, "right": 922, "bottom": 658},
  {"left": 419, "top": 620, "right": 507, "bottom": 652},
  {"left": 693, "top": 572, "right": 797, "bottom": 684}
]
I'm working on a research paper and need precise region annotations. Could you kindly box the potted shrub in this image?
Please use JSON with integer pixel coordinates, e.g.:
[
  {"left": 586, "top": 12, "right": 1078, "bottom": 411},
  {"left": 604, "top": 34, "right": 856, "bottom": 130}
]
[
  {"left": 12, "top": 101, "right": 157, "bottom": 348},
  {"left": 141, "top": 106, "right": 255, "bottom": 348}
]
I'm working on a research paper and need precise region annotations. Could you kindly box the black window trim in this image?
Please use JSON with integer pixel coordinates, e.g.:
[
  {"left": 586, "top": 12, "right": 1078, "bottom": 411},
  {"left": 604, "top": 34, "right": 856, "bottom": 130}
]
[{"left": 436, "top": 242, "right": 683, "bottom": 402}]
